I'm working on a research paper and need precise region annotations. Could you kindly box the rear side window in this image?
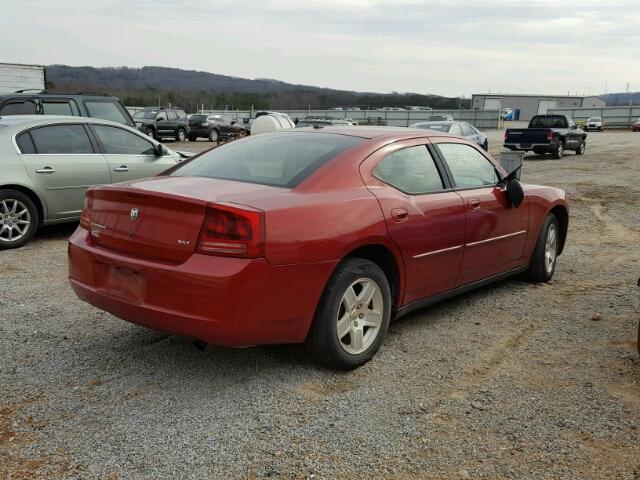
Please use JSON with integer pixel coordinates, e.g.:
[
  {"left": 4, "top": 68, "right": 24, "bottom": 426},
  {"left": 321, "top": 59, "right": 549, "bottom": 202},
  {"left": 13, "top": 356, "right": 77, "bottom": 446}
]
[
  {"left": 84, "top": 100, "right": 130, "bottom": 125},
  {"left": 172, "top": 132, "right": 364, "bottom": 187},
  {"left": 92, "top": 125, "right": 155, "bottom": 155},
  {"left": 167, "top": 111, "right": 177, "bottom": 121},
  {"left": 29, "top": 125, "right": 94, "bottom": 154},
  {"left": 374, "top": 145, "right": 444, "bottom": 194},
  {"left": 0, "top": 100, "right": 37, "bottom": 115},
  {"left": 42, "top": 100, "right": 80, "bottom": 116},
  {"left": 437, "top": 143, "right": 498, "bottom": 188},
  {"left": 460, "top": 123, "right": 475, "bottom": 136},
  {"left": 16, "top": 132, "right": 36, "bottom": 154},
  {"left": 176, "top": 110, "right": 187, "bottom": 119}
]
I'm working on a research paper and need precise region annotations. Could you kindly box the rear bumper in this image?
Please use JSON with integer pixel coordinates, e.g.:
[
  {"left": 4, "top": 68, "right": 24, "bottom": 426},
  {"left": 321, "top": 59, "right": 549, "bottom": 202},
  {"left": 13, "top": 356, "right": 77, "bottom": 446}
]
[
  {"left": 68, "top": 228, "right": 336, "bottom": 346},
  {"left": 504, "top": 142, "right": 556, "bottom": 152}
]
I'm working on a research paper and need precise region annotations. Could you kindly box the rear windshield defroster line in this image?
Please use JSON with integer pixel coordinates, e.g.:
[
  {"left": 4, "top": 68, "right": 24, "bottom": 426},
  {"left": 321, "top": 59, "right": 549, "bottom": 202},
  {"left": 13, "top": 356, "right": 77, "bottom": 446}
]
[{"left": 170, "top": 132, "right": 364, "bottom": 188}]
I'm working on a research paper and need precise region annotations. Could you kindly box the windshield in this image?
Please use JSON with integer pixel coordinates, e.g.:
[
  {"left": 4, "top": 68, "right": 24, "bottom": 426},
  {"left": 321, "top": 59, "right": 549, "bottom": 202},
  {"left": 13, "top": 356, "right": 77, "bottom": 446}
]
[
  {"left": 587, "top": 117, "right": 602, "bottom": 122},
  {"left": 134, "top": 110, "right": 158, "bottom": 119},
  {"left": 171, "top": 132, "right": 364, "bottom": 187}
]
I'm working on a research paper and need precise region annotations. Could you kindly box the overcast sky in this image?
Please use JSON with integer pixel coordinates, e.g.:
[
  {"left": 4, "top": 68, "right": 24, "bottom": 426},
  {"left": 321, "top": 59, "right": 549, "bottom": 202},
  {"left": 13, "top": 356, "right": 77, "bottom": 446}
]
[{"left": 2, "top": 0, "right": 639, "bottom": 97}]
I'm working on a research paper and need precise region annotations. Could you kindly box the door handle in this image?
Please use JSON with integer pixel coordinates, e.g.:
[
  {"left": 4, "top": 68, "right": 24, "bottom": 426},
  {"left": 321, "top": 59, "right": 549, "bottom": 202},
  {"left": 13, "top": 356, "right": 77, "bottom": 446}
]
[
  {"left": 469, "top": 199, "right": 481, "bottom": 211},
  {"left": 35, "top": 167, "right": 56, "bottom": 174},
  {"left": 391, "top": 208, "right": 409, "bottom": 222},
  {"left": 114, "top": 166, "right": 129, "bottom": 172}
]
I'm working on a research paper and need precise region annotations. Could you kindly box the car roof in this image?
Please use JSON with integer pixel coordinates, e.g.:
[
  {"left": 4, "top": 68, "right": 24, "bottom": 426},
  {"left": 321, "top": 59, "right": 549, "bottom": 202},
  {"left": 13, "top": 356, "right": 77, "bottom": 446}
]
[
  {"left": 291, "top": 125, "right": 455, "bottom": 140},
  {"left": 0, "top": 115, "right": 144, "bottom": 134},
  {"left": 0, "top": 92, "right": 118, "bottom": 99}
]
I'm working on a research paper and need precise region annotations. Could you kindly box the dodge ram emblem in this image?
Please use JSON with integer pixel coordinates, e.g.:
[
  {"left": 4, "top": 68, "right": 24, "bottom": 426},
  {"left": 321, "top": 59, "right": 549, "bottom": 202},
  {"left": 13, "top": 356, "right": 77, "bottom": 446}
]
[{"left": 130, "top": 208, "right": 139, "bottom": 221}]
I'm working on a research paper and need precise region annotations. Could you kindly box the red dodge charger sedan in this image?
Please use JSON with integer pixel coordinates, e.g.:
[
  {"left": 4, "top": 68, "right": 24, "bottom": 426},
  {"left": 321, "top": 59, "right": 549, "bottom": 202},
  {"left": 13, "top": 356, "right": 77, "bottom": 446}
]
[{"left": 68, "top": 127, "right": 568, "bottom": 369}]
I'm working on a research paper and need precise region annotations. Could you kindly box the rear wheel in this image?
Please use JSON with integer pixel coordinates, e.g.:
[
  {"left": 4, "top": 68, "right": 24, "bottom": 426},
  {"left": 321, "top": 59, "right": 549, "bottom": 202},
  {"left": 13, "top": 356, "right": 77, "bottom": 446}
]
[
  {"left": 306, "top": 258, "right": 391, "bottom": 370},
  {"left": 576, "top": 140, "right": 586, "bottom": 155},
  {"left": 526, "top": 214, "right": 559, "bottom": 282},
  {"left": 0, "top": 190, "right": 39, "bottom": 250},
  {"left": 188, "top": 134, "right": 197, "bottom": 142},
  {"left": 552, "top": 142, "right": 564, "bottom": 159},
  {"left": 482, "top": 140, "right": 488, "bottom": 151}
]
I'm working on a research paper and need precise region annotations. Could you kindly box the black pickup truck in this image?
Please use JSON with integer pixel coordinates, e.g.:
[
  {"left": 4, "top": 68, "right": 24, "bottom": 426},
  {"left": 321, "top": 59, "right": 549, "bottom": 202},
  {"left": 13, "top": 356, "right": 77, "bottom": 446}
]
[{"left": 504, "top": 114, "right": 587, "bottom": 159}]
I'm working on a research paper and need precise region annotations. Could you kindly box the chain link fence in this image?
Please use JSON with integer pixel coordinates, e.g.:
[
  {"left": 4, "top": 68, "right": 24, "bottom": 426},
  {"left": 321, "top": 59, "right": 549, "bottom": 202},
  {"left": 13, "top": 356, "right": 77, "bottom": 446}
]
[{"left": 548, "top": 106, "right": 640, "bottom": 128}]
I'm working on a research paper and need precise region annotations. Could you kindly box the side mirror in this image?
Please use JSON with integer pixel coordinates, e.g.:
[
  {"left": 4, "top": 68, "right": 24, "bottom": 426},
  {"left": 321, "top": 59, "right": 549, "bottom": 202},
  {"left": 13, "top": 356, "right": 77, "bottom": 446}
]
[
  {"left": 505, "top": 179, "right": 525, "bottom": 208},
  {"left": 154, "top": 143, "right": 166, "bottom": 156}
]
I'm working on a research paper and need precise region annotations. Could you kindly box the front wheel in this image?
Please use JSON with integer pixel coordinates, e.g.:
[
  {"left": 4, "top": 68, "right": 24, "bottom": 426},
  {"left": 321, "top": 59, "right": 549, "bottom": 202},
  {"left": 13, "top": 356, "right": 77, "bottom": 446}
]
[
  {"left": 526, "top": 214, "right": 559, "bottom": 282},
  {"left": 209, "top": 129, "right": 219, "bottom": 143},
  {"left": 576, "top": 140, "right": 586, "bottom": 155},
  {"left": 175, "top": 129, "right": 187, "bottom": 142},
  {"left": 306, "top": 258, "right": 391, "bottom": 370},
  {"left": 0, "top": 190, "right": 39, "bottom": 250},
  {"left": 145, "top": 128, "right": 155, "bottom": 140}
]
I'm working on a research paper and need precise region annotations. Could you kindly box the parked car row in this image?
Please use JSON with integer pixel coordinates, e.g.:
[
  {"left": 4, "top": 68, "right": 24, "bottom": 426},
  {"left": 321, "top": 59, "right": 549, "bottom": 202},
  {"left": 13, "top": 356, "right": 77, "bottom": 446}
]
[{"left": 410, "top": 121, "right": 488, "bottom": 150}]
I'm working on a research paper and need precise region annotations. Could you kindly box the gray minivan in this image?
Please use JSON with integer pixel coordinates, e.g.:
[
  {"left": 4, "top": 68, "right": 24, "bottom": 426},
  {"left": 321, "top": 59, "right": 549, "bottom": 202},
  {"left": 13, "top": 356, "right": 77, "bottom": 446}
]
[{"left": 0, "top": 115, "right": 181, "bottom": 249}]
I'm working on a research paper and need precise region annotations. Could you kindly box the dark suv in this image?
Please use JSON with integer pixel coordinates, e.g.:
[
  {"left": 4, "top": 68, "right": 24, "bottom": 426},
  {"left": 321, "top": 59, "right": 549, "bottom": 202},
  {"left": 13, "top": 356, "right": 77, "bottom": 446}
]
[
  {"left": 187, "top": 114, "right": 250, "bottom": 142},
  {"left": 0, "top": 92, "right": 135, "bottom": 127},
  {"left": 133, "top": 107, "right": 189, "bottom": 141}
]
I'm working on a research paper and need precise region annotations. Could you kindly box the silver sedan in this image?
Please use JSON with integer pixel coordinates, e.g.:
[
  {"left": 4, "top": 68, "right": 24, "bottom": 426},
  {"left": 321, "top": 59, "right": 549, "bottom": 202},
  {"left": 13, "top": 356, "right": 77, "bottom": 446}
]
[{"left": 0, "top": 115, "right": 183, "bottom": 249}]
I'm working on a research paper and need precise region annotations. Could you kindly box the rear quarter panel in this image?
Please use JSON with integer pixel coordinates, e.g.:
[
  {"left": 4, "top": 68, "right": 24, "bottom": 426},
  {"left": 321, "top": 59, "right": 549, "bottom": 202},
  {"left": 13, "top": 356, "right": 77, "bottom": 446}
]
[{"left": 522, "top": 184, "right": 569, "bottom": 256}]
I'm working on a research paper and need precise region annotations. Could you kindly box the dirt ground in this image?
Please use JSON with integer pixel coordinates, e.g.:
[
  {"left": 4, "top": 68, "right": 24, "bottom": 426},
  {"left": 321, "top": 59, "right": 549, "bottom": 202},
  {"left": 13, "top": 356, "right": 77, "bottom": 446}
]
[{"left": 1, "top": 127, "right": 639, "bottom": 479}]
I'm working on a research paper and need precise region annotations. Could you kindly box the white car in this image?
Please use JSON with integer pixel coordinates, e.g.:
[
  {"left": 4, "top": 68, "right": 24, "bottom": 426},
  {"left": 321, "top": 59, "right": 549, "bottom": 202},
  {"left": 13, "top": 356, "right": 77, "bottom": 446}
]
[
  {"left": 0, "top": 115, "right": 183, "bottom": 249},
  {"left": 583, "top": 117, "right": 604, "bottom": 131}
]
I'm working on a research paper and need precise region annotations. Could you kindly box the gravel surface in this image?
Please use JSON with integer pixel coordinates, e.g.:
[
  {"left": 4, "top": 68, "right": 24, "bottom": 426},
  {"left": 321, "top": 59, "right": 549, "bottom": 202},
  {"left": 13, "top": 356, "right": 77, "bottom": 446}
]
[{"left": 1, "top": 128, "right": 639, "bottom": 479}]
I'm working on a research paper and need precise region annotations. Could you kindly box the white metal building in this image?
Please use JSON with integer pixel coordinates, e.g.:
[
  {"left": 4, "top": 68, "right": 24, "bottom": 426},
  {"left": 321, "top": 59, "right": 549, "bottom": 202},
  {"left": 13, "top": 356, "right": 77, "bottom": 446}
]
[
  {"left": 471, "top": 93, "right": 606, "bottom": 121},
  {"left": 0, "top": 63, "right": 46, "bottom": 94}
]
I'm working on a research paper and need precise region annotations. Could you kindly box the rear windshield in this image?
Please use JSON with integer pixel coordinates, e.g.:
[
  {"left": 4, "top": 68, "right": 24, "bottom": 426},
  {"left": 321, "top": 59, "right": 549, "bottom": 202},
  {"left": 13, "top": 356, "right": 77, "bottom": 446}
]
[
  {"left": 529, "top": 115, "right": 567, "bottom": 128},
  {"left": 190, "top": 115, "right": 207, "bottom": 121},
  {"left": 171, "top": 132, "right": 364, "bottom": 187}
]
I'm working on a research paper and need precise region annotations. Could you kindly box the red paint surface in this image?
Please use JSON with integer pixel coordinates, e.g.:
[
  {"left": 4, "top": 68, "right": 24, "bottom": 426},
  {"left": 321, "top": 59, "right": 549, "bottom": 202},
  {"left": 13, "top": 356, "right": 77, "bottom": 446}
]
[{"left": 69, "top": 127, "right": 568, "bottom": 347}]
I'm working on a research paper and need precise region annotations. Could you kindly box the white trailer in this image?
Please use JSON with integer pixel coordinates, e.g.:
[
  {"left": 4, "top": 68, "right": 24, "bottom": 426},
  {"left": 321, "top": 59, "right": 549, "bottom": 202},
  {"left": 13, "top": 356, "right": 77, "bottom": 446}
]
[{"left": 0, "top": 63, "right": 46, "bottom": 94}]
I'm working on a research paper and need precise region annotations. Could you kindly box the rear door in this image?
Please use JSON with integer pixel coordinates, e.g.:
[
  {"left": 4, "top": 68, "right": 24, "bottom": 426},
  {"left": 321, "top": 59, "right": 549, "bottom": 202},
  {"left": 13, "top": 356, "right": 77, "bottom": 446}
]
[
  {"left": 89, "top": 124, "right": 176, "bottom": 181},
  {"left": 16, "top": 123, "right": 111, "bottom": 219},
  {"left": 40, "top": 97, "right": 81, "bottom": 117},
  {"left": 360, "top": 139, "right": 466, "bottom": 305},
  {"left": 433, "top": 138, "right": 529, "bottom": 285}
]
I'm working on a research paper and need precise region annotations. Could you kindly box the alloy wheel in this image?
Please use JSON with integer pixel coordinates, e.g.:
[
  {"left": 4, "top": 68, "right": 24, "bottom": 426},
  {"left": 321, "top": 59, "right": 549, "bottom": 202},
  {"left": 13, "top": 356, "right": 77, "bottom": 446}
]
[
  {"left": 336, "top": 278, "right": 384, "bottom": 355},
  {"left": 545, "top": 223, "right": 557, "bottom": 275},
  {"left": 0, "top": 199, "right": 31, "bottom": 243},
  {"left": 209, "top": 130, "right": 218, "bottom": 142}
]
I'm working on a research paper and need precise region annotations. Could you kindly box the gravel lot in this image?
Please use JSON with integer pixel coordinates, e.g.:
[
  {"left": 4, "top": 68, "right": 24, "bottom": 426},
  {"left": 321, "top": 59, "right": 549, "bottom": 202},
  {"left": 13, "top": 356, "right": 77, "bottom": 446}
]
[{"left": 1, "top": 127, "right": 639, "bottom": 479}]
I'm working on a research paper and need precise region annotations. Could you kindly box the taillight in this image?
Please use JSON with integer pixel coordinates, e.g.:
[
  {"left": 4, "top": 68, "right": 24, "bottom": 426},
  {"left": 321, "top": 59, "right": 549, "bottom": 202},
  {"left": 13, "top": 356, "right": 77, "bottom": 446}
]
[
  {"left": 504, "top": 130, "right": 508, "bottom": 141},
  {"left": 196, "top": 203, "right": 265, "bottom": 258},
  {"left": 79, "top": 191, "right": 93, "bottom": 230},
  {"left": 546, "top": 131, "right": 553, "bottom": 141}
]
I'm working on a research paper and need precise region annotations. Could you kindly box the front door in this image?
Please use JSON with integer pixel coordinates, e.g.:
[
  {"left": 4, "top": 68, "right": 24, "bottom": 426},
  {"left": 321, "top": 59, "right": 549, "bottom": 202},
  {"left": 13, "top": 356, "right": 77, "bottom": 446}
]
[
  {"left": 89, "top": 124, "right": 175, "bottom": 181},
  {"left": 433, "top": 139, "right": 529, "bottom": 285},
  {"left": 17, "top": 123, "right": 111, "bottom": 219},
  {"left": 361, "top": 140, "right": 466, "bottom": 305}
]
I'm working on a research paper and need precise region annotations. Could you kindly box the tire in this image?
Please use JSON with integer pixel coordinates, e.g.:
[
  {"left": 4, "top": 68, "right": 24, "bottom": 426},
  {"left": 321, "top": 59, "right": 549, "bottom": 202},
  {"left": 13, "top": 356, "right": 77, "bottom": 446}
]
[
  {"left": 145, "top": 128, "right": 155, "bottom": 140},
  {"left": 526, "top": 214, "right": 559, "bottom": 283},
  {"left": 209, "top": 129, "right": 219, "bottom": 143},
  {"left": 0, "top": 189, "right": 39, "bottom": 250},
  {"left": 482, "top": 140, "right": 489, "bottom": 151},
  {"left": 576, "top": 140, "right": 586, "bottom": 155},
  {"left": 552, "top": 141, "right": 564, "bottom": 159},
  {"left": 176, "top": 128, "right": 186, "bottom": 142},
  {"left": 306, "top": 258, "right": 392, "bottom": 370}
]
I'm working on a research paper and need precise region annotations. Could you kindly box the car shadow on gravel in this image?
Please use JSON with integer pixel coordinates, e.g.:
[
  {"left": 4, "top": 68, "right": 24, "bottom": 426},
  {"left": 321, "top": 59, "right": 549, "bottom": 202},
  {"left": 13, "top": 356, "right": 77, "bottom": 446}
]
[{"left": 34, "top": 222, "right": 78, "bottom": 242}]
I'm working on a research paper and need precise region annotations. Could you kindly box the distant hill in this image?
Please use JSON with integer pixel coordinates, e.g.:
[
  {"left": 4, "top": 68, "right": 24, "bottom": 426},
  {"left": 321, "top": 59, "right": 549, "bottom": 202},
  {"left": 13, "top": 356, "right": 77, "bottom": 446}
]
[
  {"left": 45, "top": 65, "right": 470, "bottom": 110},
  {"left": 601, "top": 92, "right": 640, "bottom": 106}
]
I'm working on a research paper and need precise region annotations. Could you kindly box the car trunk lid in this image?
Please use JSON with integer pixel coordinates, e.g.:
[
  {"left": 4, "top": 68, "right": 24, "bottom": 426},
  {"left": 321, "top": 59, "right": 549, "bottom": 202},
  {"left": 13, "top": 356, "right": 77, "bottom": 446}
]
[{"left": 85, "top": 176, "right": 286, "bottom": 263}]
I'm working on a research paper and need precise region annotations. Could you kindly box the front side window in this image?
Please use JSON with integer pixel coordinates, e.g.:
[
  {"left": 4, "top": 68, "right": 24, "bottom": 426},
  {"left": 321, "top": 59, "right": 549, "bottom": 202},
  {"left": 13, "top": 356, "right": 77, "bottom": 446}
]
[
  {"left": 461, "top": 123, "right": 475, "bottom": 136},
  {"left": 167, "top": 111, "right": 177, "bottom": 121},
  {"left": 84, "top": 101, "right": 130, "bottom": 125},
  {"left": 29, "top": 124, "right": 94, "bottom": 154},
  {"left": 172, "top": 132, "right": 364, "bottom": 187},
  {"left": 0, "top": 100, "right": 37, "bottom": 115},
  {"left": 42, "top": 100, "right": 80, "bottom": 116},
  {"left": 437, "top": 143, "right": 498, "bottom": 188},
  {"left": 92, "top": 125, "right": 155, "bottom": 155},
  {"left": 373, "top": 145, "right": 445, "bottom": 195}
]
